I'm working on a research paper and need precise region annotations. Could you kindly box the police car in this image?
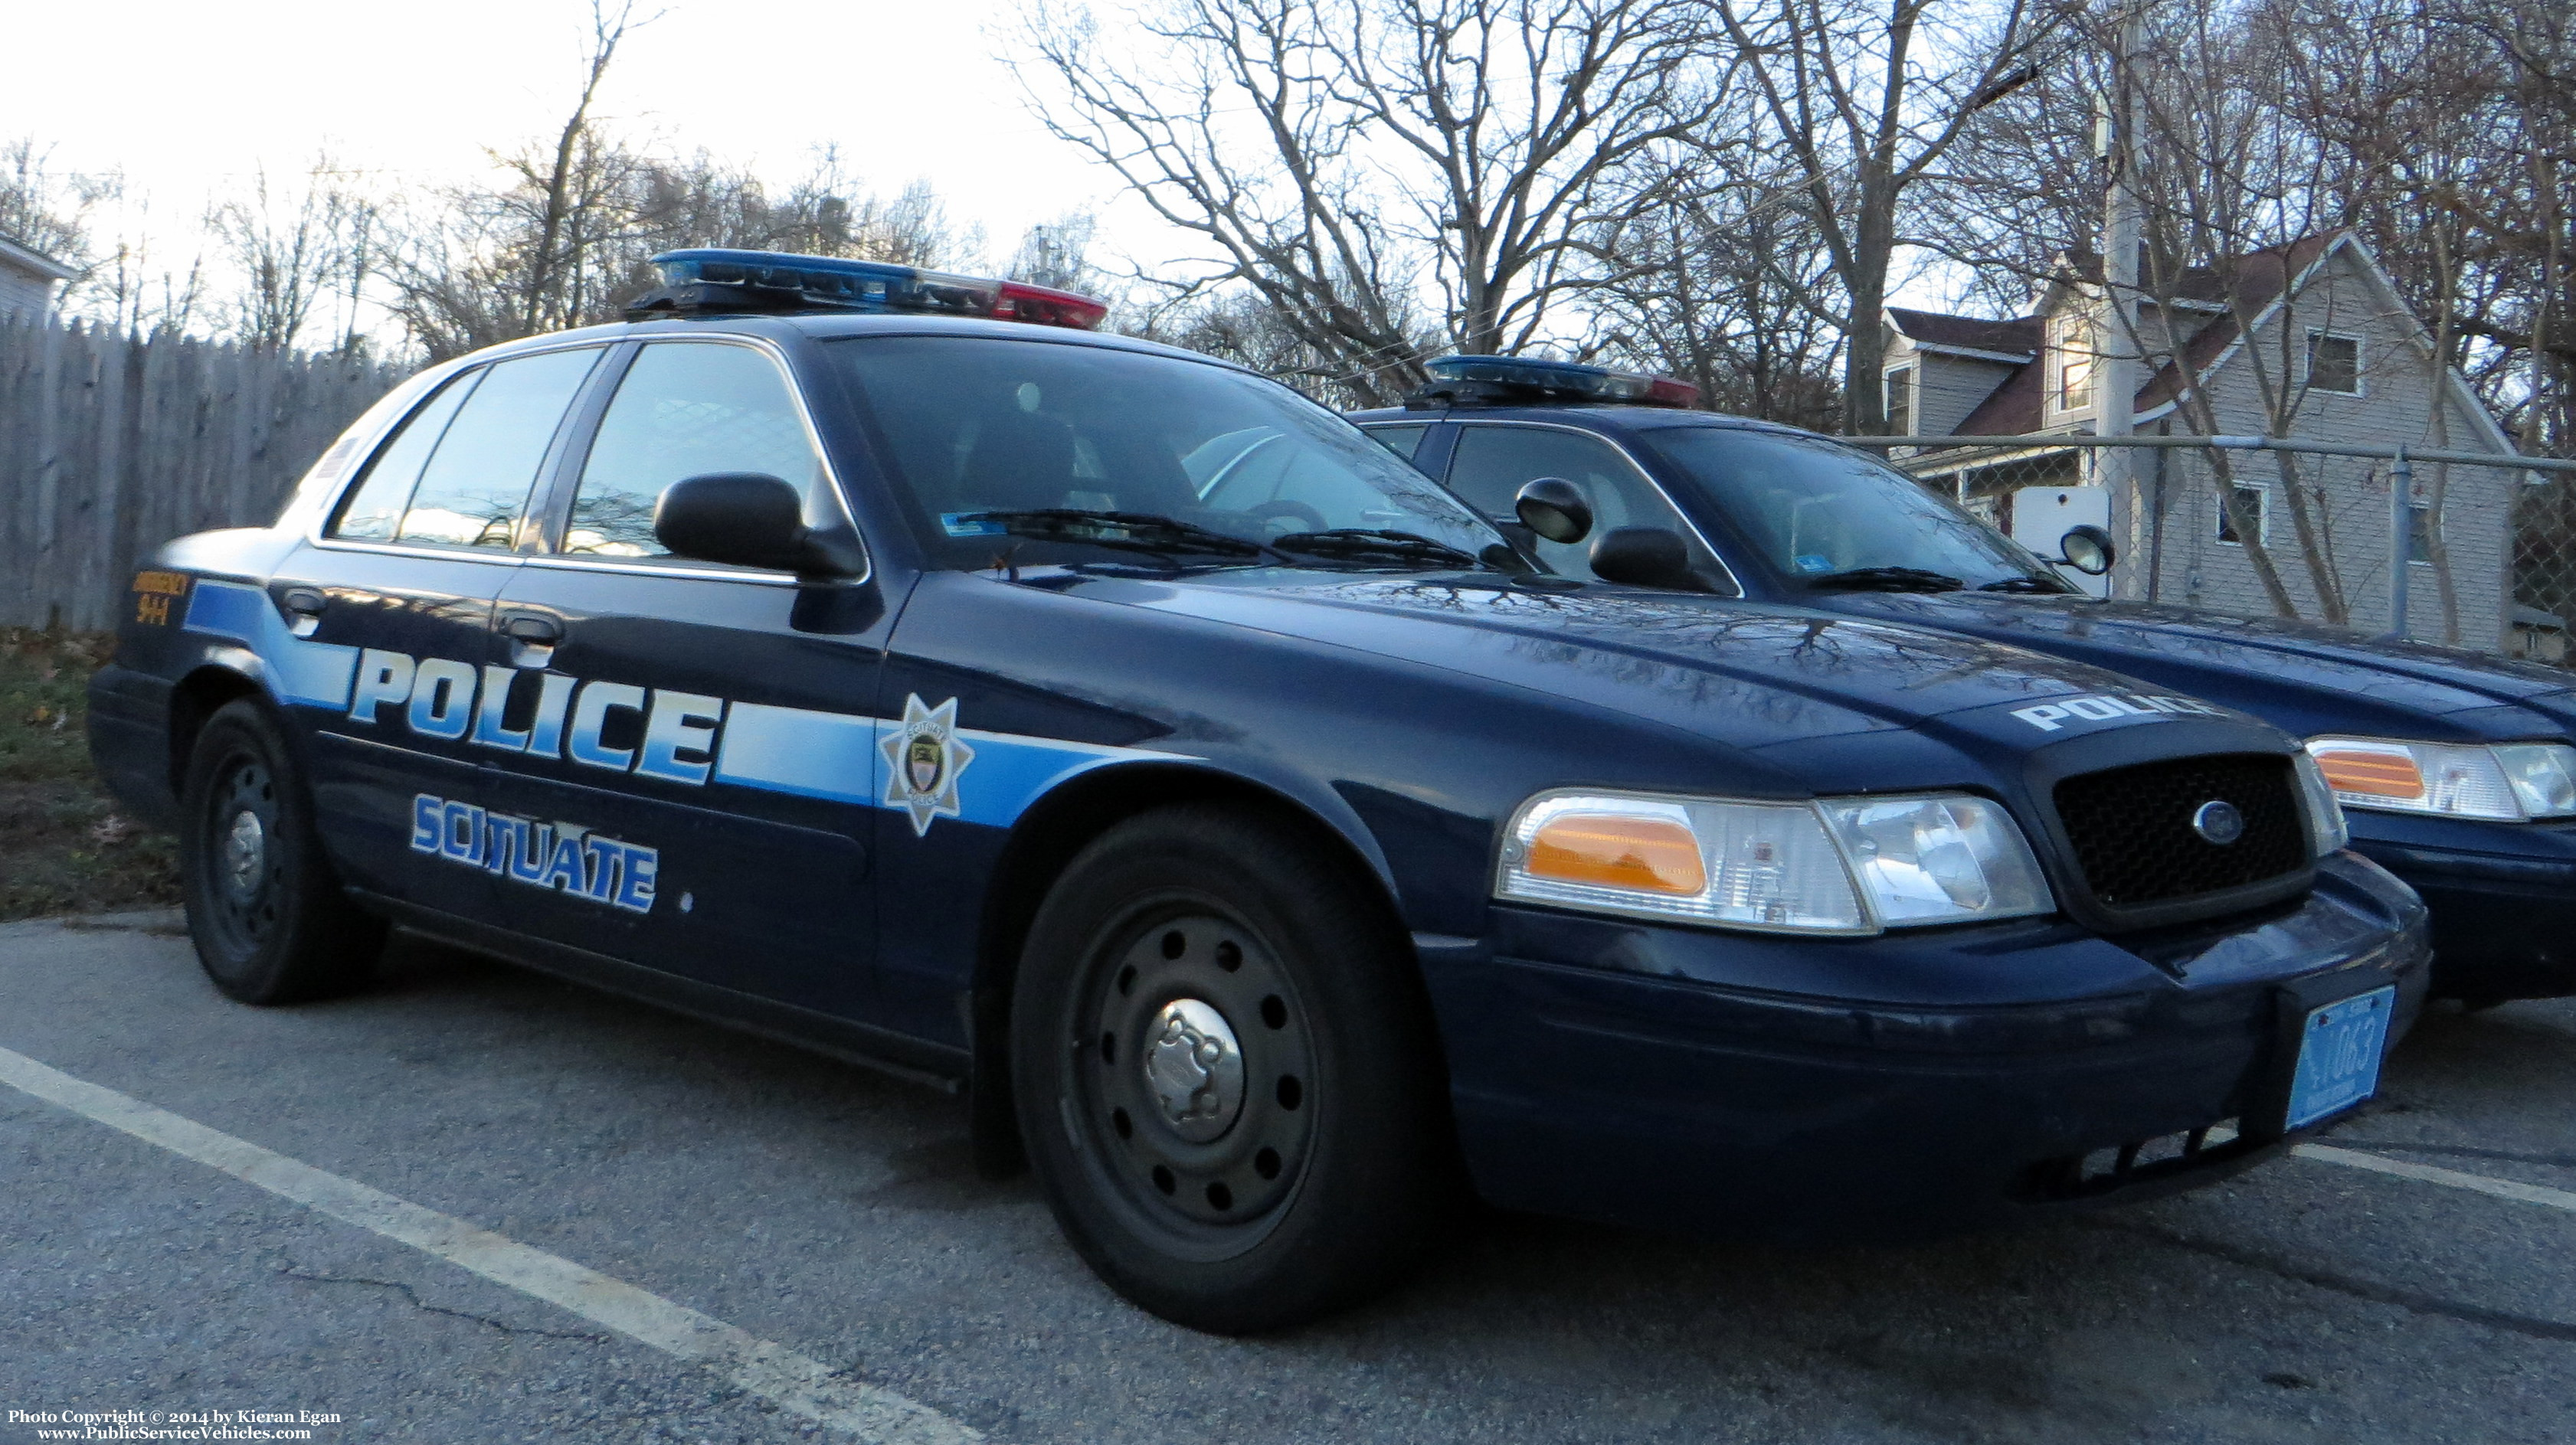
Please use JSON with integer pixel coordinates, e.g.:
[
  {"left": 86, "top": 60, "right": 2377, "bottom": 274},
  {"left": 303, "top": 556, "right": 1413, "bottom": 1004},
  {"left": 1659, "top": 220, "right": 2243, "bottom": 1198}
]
[
  {"left": 91, "top": 250, "right": 2426, "bottom": 1333},
  {"left": 1352, "top": 355, "right": 2576, "bottom": 1006}
]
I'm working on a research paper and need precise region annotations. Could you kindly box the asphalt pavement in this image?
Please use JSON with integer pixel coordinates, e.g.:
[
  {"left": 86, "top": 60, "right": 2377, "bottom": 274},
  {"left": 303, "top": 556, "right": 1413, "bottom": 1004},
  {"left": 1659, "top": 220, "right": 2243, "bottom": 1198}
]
[{"left": 2, "top": 910, "right": 2571, "bottom": 1444}]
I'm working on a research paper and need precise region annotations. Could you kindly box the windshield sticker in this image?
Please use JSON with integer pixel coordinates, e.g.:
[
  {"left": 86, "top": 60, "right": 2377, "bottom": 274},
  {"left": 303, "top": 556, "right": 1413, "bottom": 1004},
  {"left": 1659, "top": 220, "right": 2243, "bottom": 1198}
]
[
  {"left": 410, "top": 793, "right": 657, "bottom": 913},
  {"left": 1794, "top": 554, "right": 1834, "bottom": 574},
  {"left": 2011, "top": 693, "right": 2229, "bottom": 732},
  {"left": 881, "top": 693, "right": 977, "bottom": 835},
  {"left": 941, "top": 512, "right": 1007, "bottom": 538}
]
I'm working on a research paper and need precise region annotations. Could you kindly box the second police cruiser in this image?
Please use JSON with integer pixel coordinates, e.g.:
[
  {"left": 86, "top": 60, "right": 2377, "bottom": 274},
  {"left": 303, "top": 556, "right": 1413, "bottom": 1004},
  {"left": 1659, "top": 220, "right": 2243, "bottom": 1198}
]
[
  {"left": 90, "top": 250, "right": 2427, "bottom": 1333},
  {"left": 1351, "top": 355, "right": 2576, "bottom": 1008}
]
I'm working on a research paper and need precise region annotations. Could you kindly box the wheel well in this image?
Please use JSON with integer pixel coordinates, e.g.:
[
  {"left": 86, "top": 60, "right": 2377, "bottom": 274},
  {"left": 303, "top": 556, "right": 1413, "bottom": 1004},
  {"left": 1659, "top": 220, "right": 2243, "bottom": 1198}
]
[
  {"left": 167, "top": 666, "right": 266, "bottom": 795},
  {"left": 964, "top": 763, "right": 1401, "bottom": 1178}
]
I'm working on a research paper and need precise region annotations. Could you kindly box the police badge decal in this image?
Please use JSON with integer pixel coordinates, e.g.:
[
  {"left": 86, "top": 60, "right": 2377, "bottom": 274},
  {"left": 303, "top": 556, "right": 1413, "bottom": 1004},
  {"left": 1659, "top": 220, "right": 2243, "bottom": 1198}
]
[{"left": 881, "top": 694, "right": 976, "bottom": 835}]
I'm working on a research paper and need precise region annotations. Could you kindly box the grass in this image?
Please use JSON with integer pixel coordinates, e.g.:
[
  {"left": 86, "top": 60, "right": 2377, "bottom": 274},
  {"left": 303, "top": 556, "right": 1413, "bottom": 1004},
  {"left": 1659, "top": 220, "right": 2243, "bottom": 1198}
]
[{"left": 0, "top": 628, "right": 182, "bottom": 921}]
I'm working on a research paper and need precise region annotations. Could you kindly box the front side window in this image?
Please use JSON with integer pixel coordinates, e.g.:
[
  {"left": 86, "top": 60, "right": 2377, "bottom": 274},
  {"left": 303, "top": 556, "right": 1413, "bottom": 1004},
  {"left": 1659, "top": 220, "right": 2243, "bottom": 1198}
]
[
  {"left": 828, "top": 337, "right": 1500, "bottom": 570},
  {"left": 565, "top": 342, "right": 826, "bottom": 561},
  {"left": 1442, "top": 424, "right": 1727, "bottom": 587},
  {"left": 1642, "top": 425, "right": 2070, "bottom": 593},
  {"left": 388, "top": 348, "right": 601, "bottom": 551}
]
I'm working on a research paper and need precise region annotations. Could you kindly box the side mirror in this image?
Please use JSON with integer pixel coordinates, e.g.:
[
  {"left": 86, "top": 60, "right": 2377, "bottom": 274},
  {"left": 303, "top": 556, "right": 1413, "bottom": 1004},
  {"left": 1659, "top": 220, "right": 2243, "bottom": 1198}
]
[
  {"left": 1514, "top": 476, "right": 1594, "bottom": 544},
  {"left": 654, "top": 472, "right": 863, "bottom": 578},
  {"left": 2057, "top": 523, "right": 2116, "bottom": 577},
  {"left": 1589, "top": 526, "right": 1713, "bottom": 592}
]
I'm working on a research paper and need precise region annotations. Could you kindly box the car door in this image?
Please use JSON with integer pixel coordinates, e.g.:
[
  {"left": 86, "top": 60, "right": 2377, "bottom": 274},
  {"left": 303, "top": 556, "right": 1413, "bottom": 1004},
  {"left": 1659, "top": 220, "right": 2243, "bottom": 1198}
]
[
  {"left": 480, "top": 336, "right": 889, "bottom": 1020},
  {"left": 267, "top": 345, "right": 606, "bottom": 921},
  {"left": 1434, "top": 421, "right": 1739, "bottom": 591}
]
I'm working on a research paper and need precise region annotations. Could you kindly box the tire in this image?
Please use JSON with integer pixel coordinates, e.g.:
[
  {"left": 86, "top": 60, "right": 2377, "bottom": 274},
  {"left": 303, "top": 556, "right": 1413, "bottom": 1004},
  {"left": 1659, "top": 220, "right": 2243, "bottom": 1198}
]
[
  {"left": 1011, "top": 803, "right": 1456, "bottom": 1332},
  {"left": 178, "top": 698, "right": 385, "bottom": 1004}
]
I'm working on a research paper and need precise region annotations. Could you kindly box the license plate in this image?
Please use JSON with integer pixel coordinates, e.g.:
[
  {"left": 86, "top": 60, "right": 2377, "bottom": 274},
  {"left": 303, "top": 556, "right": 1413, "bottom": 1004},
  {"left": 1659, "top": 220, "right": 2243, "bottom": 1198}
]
[{"left": 2285, "top": 986, "right": 2397, "bottom": 1130}]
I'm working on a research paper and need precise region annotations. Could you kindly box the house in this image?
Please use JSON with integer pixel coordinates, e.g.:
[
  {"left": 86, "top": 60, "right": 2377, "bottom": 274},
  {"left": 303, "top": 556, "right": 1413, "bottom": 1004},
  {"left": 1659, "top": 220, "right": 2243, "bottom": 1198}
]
[
  {"left": 0, "top": 233, "right": 74, "bottom": 321},
  {"left": 1882, "top": 231, "right": 2532, "bottom": 650}
]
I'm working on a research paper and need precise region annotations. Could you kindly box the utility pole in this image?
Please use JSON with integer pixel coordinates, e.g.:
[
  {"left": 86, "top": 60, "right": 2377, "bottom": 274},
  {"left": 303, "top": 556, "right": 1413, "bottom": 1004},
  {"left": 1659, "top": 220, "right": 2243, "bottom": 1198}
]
[{"left": 2096, "top": 3, "right": 2144, "bottom": 597}]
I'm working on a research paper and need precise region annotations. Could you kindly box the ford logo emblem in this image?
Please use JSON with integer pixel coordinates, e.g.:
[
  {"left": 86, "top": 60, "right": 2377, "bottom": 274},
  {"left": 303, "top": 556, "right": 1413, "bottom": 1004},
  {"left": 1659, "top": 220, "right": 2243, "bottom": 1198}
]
[{"left": 2191, "top": 799, "right": 2246, "bottom": 845}]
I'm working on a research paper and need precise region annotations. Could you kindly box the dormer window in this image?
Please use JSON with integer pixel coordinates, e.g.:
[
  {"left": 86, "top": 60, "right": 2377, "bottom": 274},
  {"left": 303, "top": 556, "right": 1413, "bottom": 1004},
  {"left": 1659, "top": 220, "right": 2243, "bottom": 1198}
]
[
  {"left": 2056, "top": 322, "right": 2094, "bottom": 409},
  {"left": 1885, "top": 365, "right": 1913, "bottom": 434},
  {"left": 2307, "top": 332, "right": 2361, "bottom": 395}
]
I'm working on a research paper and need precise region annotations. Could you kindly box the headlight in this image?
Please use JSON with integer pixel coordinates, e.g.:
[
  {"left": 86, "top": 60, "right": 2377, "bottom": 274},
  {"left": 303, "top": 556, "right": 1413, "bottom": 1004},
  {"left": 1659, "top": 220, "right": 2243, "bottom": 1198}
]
[
  {"left": 2291, "top": 752, "right": 2350, "bottom": 854},
  {"left": 1496, "top": 789, "right": 2052, "bottom": 934},
  {"left": 2305, "top": 737, "right": 2576, "bottom": 822}
]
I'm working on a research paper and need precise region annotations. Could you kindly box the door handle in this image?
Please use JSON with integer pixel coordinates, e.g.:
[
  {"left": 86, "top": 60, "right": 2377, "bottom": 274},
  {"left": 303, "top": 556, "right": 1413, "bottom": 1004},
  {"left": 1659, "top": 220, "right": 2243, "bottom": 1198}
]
[
  {"left": 279, "top": 587, "right": 327, "bottom": 637},
  {"left": 502, "top": 612, "right": 562, "bottom": 669}
]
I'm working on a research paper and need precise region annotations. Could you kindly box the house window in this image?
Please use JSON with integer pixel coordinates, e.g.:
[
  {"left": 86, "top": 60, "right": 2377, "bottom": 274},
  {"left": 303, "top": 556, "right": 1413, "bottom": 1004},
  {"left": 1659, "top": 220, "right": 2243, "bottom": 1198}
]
[
  {"left": 2307, "top": 332, "right": 2361, "bottom": 395},
  {"left": 2217, "top": 484, "right": 2267, "bottom": 545},
  {"left": 2056, "top": 324, "right": 2093, "bottom": 409},
  {"left": 2408, "top": 501, "right": 2437, "bottom": 565},
  {"left": 1885, "top": 365, "right": 1913, "bottom": 434}
]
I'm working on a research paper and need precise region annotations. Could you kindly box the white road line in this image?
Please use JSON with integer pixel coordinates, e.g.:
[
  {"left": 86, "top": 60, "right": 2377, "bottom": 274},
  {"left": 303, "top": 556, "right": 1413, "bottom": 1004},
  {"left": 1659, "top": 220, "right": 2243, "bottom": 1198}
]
[
  {"left": 0, "top": 1044, "right": 979, "bottom": 1445},
  {"left": 2296, "top": 1143, "right": 2576, "bottom": 1215}
]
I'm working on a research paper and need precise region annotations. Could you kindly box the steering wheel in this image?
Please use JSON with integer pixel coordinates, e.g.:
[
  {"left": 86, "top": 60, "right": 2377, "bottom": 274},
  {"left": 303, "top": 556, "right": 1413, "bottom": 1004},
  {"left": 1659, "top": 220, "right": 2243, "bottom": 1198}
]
[{"left": 1247, "top": 499, "right": 1328, "bottom": 534}]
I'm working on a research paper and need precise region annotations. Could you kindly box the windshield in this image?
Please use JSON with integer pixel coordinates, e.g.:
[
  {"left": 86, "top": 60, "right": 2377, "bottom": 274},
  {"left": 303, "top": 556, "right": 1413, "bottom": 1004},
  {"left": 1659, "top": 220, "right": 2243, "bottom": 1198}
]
[
  {"left": 829, "top": 337, "right": 1503, "bottom": 570},
  {"left": 1641, "top": 427, "right": 2070, "bottom": 592}
]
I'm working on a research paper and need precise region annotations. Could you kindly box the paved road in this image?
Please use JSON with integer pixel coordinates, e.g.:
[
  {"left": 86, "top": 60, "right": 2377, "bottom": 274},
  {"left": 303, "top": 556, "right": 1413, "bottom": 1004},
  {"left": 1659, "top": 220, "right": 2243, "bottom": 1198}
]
[{"left": 2, "top": 911, "right": 2571, "bottom": 1444}]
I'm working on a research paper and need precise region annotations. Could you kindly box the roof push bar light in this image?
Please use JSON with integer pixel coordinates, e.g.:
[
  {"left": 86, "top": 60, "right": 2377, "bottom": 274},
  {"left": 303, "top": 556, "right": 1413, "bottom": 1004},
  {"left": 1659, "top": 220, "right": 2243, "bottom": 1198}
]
[
  {"left": 1411, "top": 354, "right": 1700, "bottom": 410},
  {"left": 625, "top": 249, "right": 1108, "bottom": 329}
]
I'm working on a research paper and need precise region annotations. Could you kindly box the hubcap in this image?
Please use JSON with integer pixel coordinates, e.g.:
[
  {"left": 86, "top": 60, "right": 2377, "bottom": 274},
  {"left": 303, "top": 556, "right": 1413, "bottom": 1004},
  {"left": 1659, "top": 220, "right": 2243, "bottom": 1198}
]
[
  {"left": 221, "top": 809, "right": 267, "bottom": 901},
  {"left": 1072, "top": 908, "right": 1315, "bottom": 1231},
  {"left": 1144, "top": 999, "right": 1245, "bottom": 1142}
]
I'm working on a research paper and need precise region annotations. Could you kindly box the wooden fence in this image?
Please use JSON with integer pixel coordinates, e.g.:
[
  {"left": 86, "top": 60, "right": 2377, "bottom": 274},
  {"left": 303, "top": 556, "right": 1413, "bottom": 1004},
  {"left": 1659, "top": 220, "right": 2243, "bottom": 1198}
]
[{"left": 0, "top": 317, "right": 409, "bottom": 630}]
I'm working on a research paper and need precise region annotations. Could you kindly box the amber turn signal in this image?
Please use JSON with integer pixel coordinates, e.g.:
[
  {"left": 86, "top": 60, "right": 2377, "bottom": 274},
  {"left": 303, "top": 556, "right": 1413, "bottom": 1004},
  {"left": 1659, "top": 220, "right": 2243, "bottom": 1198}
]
[
  {"left": 2310, "top": 746, "right": 2425, "bottom": 800},
  {"left": 1524, "top": 813, "right": 1707, "bottom": 895}
]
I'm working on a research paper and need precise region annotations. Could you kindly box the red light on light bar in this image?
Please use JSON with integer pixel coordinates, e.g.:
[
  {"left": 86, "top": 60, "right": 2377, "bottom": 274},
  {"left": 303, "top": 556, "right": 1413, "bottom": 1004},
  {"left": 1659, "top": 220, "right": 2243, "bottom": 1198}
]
[
  {"left": 995, "top": 280, "right": 1108, "bottom": 331},
  {"left": 1645, "top": 375, "right": 1700, "bottom": 408}
]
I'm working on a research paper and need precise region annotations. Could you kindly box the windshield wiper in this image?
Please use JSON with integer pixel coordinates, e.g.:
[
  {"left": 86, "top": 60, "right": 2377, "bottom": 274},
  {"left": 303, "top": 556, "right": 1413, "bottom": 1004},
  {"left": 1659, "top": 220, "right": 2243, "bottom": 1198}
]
[
  {"left": 1268, "top": 528, "right": 1491, "bottom": 570},
  {"left": 1977, "top": 574, "right": 2071, "bottom": 593},
  {"left": 961, "top": 509, "right": 1287, "bottom": 565},
  {"left": 1802, "top": 565, "right": 1966, "bottom": 593}
]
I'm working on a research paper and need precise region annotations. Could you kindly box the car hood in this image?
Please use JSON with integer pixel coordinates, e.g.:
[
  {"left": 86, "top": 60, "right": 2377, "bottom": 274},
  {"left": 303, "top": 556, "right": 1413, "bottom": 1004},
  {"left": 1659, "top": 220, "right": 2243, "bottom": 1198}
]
[
  {"left": 1825, "top": 592, "right": 2576, "bottom": 740},
  {"left": 1077, "top": 570, "right": 2280, "bottom": 757}
]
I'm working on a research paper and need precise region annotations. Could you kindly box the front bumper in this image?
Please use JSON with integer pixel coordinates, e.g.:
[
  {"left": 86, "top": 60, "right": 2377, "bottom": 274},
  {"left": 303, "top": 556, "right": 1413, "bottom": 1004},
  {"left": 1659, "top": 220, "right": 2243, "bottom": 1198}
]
[
  {"left": 2346, "top": 813, "right": 2576, "bottom": 1001},
  {"left": 1417, "top": 852, "right": 2430, "bottom": 1241}
]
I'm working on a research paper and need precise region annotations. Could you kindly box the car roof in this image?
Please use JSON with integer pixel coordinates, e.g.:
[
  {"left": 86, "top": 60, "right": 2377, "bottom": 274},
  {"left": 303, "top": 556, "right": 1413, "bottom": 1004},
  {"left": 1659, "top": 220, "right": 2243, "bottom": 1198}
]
[
  {"left": 460, "top": 310, "right": 1239, "bottom": 371},
  {"left": 1345, "top": 402, "right": 1822, "bottom": 441}
]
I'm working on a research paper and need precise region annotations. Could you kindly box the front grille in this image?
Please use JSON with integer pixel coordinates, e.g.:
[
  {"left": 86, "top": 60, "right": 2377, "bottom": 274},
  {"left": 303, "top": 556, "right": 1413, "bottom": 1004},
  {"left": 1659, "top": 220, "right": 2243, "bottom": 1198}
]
[{"left": 2052, "top": 754, "right": 2306, "bottom": 908}]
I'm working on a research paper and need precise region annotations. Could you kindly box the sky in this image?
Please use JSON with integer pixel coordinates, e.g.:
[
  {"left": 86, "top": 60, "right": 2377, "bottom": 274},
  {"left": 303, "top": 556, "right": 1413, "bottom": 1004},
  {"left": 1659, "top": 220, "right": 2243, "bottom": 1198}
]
[{"left": 5, "top": 0, "right": 1962, "bottom": 345}]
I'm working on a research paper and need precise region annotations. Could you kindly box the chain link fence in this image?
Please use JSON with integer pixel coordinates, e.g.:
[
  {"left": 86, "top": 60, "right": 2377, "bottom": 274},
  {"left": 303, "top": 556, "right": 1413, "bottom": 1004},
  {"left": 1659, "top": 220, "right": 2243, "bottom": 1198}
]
[{"left": 1841, "top": 433, "right": 2576, "bottom": 665}]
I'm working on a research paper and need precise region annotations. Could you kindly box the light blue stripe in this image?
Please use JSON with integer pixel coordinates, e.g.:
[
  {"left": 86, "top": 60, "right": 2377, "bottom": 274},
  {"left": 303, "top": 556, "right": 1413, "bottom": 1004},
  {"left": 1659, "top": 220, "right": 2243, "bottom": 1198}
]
[
  {"left": 184, "top": 580, "right": 358, "bottom": 711},
  {"left": 949, "top": 728, "right": 1157, "bottom": 828},
  {"left": 714, "top": 702, "right": 882, "bottom": 806}
]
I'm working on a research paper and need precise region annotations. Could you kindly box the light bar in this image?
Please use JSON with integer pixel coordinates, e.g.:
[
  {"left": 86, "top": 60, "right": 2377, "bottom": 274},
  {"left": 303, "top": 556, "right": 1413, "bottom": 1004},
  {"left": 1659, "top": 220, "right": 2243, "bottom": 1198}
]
[
  {"left": 1423, "top": 354, "right": 1700, "bottom": 408},
  {"left": 633, "top": 249, "right": 1107, "bottom": 329}
]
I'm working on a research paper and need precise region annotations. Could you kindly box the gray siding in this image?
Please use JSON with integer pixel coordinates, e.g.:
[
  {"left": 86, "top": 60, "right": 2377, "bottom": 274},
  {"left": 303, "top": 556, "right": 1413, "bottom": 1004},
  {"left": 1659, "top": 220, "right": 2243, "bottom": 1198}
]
[{"left": 0, "top": 263, "right": 51, "bottom": 322}]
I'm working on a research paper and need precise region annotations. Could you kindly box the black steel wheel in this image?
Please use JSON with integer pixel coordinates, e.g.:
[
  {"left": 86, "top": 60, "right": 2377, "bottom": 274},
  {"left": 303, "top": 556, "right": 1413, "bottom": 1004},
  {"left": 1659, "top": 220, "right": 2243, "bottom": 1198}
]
[
  {"left": 1013, "top": 803, "right": 1455, "bottom": 1332},
  {"left": 178, "top": 698, "right": 384, "bottom": 1004}
]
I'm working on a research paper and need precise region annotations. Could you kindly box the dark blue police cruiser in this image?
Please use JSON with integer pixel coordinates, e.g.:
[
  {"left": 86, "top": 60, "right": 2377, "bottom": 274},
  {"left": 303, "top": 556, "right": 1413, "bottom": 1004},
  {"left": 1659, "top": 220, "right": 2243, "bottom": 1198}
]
[
  {"left": 90, "top": 250, "right": 2426, "bottom": 1332},
  {"left": 1353, "top": 355, "right": 2576, "bottom": 1005}
]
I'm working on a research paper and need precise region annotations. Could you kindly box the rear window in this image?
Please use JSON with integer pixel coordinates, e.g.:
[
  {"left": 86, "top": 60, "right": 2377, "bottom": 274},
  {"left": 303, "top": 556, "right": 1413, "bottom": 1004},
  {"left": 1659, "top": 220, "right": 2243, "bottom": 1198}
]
[{"left": 828, "top": 336, "right": 1499, "bottom": 570}]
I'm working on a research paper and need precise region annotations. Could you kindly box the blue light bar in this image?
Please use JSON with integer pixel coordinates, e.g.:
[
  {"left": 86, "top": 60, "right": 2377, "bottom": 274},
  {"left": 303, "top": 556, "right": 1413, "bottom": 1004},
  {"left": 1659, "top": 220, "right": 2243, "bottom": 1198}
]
[
  {"left": 633, "top": 250, "right": 1108, "bottom": 329},
  {"left": 1422, "top": 354, "right": 1700, "bottom": 407}
]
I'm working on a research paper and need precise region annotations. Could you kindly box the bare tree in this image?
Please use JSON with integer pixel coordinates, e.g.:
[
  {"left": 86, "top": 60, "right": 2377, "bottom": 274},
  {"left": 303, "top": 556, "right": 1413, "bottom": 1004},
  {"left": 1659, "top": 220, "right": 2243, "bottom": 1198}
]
[
  {"left": 209, "top": 157, "right": 375, "bottom": 351},
  {"left": 1711, "top": 0, "right": 2070, "bottom": 433},
  {"left": 1011, "top": 0, "right": 1730, "bottom": 404}
]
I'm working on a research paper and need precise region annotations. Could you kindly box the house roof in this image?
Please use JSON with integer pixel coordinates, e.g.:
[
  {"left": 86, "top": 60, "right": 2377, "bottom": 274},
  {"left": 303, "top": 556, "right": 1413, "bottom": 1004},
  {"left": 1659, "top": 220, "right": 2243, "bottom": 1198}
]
[
  {"left": 1884, "top": 307, "right": 2039, "bottom": 361},
  {"left": 1899, "top": 233, "right": 2343, "bottom": 436},
  {"left": 0, "top": 233, "right": 77, "bottom": 283}
]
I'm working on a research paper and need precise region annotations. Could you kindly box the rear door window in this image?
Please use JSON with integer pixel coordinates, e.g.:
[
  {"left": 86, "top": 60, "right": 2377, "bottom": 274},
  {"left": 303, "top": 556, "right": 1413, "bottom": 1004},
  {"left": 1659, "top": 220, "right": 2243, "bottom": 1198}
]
[
  {"left": 389, "top": 347, "right": 602, "bottom": 551},
  {"left": 562, "top": 341, "right": 826, "bottom": 561},
  {"left": 329, "top": 371, "right": 480, "bottom": 541}
]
